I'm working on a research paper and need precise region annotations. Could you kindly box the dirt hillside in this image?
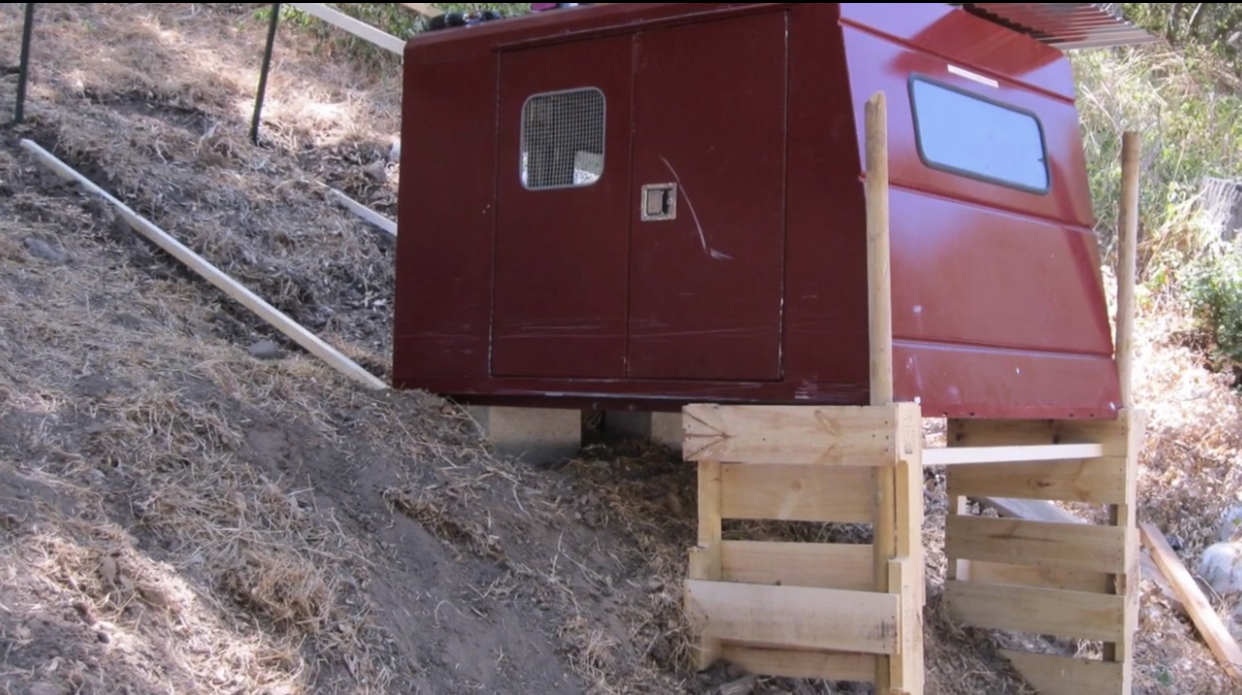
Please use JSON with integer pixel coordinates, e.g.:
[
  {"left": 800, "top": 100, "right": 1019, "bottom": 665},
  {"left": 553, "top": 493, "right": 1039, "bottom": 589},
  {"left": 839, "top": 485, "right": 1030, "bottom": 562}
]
[{"left": 0, "top": 4, "right": 1239, "bottom": 695}]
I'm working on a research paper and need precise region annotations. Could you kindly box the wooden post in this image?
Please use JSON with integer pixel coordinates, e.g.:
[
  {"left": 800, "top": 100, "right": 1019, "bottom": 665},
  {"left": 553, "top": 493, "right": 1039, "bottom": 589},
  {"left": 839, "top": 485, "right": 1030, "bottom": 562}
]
[
  {"left": 1116, "top": 131, "right": 1140, "bottom": 408},
  {"left": 865, "top": 91, "right": 897, "bottom": 693},
  {"left": 1106, "top": 131, "right": 1141, "bottom": 671},
  {"left": 865, "top": 92, "right": 894, "bottom": 406}
]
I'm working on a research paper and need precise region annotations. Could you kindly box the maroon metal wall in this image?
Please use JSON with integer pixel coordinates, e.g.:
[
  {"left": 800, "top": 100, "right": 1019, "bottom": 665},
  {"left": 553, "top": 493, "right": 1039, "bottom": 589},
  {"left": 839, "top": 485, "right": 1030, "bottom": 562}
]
[{"left": 393, "top": 2, "right": 1122, "bottom": 420}]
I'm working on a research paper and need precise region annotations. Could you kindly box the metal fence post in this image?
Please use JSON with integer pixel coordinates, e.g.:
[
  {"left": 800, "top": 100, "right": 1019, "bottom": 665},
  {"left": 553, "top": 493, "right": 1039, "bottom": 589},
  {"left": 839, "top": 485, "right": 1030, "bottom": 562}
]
[
  {"left": 15, "top": 3, "right": 36, "bottom": 124},
  {"left": 250, "top": 2, "right": 281, "bottom": 144}
]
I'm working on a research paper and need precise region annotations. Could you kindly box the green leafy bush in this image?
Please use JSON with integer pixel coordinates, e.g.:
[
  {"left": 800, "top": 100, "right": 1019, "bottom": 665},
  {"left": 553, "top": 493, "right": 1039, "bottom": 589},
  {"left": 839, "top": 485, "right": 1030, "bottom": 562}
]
[{"left": 1182, "top": 244, "right": 1242, "bottom": 376}]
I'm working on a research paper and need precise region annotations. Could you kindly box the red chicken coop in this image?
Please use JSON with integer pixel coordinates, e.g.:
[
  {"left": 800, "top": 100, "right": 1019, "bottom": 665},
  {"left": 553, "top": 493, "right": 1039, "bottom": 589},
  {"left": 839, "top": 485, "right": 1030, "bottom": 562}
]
[{"left": 392, "top": 2, "right": 1155, "bottom": 420}]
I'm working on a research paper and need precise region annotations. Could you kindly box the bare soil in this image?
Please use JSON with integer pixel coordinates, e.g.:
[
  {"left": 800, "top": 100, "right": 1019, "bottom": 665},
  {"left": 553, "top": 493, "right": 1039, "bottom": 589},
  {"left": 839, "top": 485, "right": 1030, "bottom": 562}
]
[{"left": 0, "top": 4, "right": 1239, "bottom": 695}]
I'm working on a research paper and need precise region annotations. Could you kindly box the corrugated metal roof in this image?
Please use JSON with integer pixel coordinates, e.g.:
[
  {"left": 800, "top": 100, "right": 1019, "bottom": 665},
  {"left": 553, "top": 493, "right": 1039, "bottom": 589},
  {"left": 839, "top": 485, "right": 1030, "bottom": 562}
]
[{"left": 949, "top": 3, "right": 1159, "bottom": 50}]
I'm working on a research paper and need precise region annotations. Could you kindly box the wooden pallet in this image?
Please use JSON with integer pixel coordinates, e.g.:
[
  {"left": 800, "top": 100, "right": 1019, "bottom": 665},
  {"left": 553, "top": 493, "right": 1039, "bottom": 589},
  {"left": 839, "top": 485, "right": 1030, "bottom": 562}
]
[
  {"left": 682, "top": 402, "right": 926, "bottom": 695},
  {"left": 943, "top": 409, "right": 1145, "bottom": 695}
]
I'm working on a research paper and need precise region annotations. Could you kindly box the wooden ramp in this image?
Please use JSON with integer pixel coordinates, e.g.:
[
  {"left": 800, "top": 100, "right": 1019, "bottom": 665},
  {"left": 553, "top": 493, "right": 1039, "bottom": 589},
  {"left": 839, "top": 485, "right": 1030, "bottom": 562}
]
[{"left": 682, "top": 403, "right": 926, "bottom": 694}]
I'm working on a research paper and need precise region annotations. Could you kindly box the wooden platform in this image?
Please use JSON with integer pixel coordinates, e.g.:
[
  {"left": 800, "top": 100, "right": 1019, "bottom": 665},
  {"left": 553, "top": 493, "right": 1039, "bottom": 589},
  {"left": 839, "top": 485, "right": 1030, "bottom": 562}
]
[{"left": 682, "top": 403, "right": 926, "bottom": 694}]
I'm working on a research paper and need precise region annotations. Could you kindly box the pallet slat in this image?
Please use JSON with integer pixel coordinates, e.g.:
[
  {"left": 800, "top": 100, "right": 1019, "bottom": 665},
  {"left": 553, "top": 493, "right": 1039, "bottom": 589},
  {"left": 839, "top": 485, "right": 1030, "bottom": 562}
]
[
  {"left": 683, "top": 403, "right": 922, "bottom": 465},
  {"left": 720, "top": 541, "right": 872, "bottom": 590},
  {"left": 923, "top": 443, "right": 1103, "bottom": 466},
  {"left": 720, "top": 463, "right": 874, "bottom": 523},
  {"left": 999, "top": 650, "right": 1127, "bottom": 695},
  {"left": 944, "top": 580, "right": 1126, "bottom": 642},
  {"left": 946, "top": 457, "right": 1127, "bottom": 504},
  {"left": 685, "top": 580, "right": 900, "bottom": 654},
  {"left": 721, "top": 644, "right": 876, "bottom": 683},
  {"left": 963, "top": 559, "right": 1110, "bottom": 593},
  {"left": 945, "top": 515, "right": 1127, "bottom": 574}
]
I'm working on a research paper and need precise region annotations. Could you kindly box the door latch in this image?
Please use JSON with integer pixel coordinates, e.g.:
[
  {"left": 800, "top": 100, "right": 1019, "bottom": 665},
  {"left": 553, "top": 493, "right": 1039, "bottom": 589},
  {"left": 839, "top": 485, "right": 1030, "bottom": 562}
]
[{"left": 640, "top": 183, "right": 677, "bottom": 221}]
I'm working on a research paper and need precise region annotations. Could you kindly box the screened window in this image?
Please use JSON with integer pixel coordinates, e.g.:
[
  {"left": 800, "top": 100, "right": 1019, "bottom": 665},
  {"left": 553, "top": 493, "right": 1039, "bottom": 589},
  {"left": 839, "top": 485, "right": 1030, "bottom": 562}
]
[
  {"left": 909, "top": 77, "right": 1049, "bottom": 193},
  {"left": 520, "top": 87, "right": 605, "bottom": 190}
]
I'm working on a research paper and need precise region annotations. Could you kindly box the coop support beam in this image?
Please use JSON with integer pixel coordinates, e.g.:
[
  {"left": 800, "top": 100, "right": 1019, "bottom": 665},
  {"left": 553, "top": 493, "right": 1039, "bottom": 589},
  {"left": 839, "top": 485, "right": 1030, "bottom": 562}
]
[
  {"left": 465, "top": 406, "right": 581, "bottom": 464},
  {"left": 865, "top": 91, "right": 893, "bottom": 406},
  {"left": 326, "top": 187, "right": 396, "bottom": 236},
  {"left": 288, "top": 3, "right": 406, "bottom": 55},
  {"left": 944, "top": 411, "right": 1144, "bottom": 695},
  {"left": 681, "top": 403, "right": 924, "bottom": 692},
  {"left": 19, "top": 139, "right": 388, "bottom": 391}
]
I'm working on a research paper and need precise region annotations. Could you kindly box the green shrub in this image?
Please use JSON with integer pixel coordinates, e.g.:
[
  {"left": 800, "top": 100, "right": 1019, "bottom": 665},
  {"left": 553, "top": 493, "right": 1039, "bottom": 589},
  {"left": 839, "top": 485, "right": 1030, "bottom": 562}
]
[{"left": 1182, "top": 243, "right": 1242, "bottom": 375}]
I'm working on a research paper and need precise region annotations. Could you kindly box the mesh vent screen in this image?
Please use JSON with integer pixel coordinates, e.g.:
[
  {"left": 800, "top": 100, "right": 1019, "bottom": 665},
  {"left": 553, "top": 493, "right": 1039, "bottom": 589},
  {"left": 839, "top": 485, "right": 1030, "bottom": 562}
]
[{"left": 520, "top": 87, "right": 605, "bottom": 190}]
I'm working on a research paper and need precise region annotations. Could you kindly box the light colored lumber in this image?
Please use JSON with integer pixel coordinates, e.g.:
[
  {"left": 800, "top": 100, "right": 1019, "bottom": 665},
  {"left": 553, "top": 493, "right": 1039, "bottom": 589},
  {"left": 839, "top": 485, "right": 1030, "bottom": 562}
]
[
  {"left": 720, "top": 541, "right": 872, "bottom": 591},
  {"left": 980, "top": 494, "right": 1180, "bottom": 612},
  {"left": 720, "top": 463, "right": 873, "bottom": 524},
  {"left": 945, "top": 457, "right": 1127, "bottom": 504},
  {"left": 946, "top": 515, "right": 1127, "bottom": 574},
  {"left": 888, "top": 557, "right": 923, "bottom": 692},
  {"left": 400, "top": 2, "right": 443, "bottom": 17},
  {"left": 682, "top": 403, "right": 914, "bottom": 465},
  {"left": 1000, "top": 650, "right": 1127, "bottom": 695},
  {"left": 19, "top": 139, "right": 388, "bottom": 391},
  {"left": 684, "top": 580, "right": 900, "bottom": 655},
  {"left": 326, "top": 187, "right": 396, "bottom": 236},
  {"left": 719, "top": 645, "right": 875, "bottom": 683},
  {"left": 943, "top": 580, "right": 1126, "bottom": 642},
  {"left": 289, "top": 3, "right": 406, "bottom": 55},
  {"left": 949, "top": 418, "right": 1129, "bottom": 456},
  {"left": 962, "top": 559, "right": 1109, "bottom": 593},
  {"left": 1116, "top": 131, "right": 1139, "bottom": 408},
  {"left": 1140, "top": 522, "right": 1242, "bottom": 681},
  {"left": 1105, "top": 408, "right": 1143, "bottom": 664},
  {"left": 922, "top": 443, "right": 1103, "bottom": 466},
  {"left": 865, "top": 91, "right": 893, "bottom": 406},
  {"left": 687, "top": 460, "right": 723, "bottom": 668}
]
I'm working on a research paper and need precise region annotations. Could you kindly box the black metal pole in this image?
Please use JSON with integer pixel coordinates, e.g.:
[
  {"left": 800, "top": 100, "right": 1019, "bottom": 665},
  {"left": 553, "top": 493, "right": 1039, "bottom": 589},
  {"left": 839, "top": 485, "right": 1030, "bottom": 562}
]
[
  {"left": 250, "top": 2, "right": 281, "bottom": 144},
  {"left": 14, "top": 3, "right": 35, "bottom": 124}
]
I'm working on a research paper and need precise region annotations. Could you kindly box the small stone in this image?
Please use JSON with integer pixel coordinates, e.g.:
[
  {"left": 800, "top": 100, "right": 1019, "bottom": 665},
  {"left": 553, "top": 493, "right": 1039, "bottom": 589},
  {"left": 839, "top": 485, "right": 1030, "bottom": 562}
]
[
  {"left": 388, "top": 139, "right": 401, "bottom": 162},
  {"left": 247, "top": 340, "right": 284, "bottom": 360},
  {"left": 1198, "top": 541, "right": 1242, "bottom": 598},
  {"left": 645, "top": 578, "right": 664, "bottom": 592},
  {"left": 23, "top": 237, "right": 68, "bottom": 263}
]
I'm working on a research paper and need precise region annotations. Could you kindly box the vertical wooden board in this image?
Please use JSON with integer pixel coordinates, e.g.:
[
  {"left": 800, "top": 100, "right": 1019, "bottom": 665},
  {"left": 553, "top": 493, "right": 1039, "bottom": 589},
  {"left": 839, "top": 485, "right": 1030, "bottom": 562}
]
[
  {"left": 682, "top": 404, "right": 900, "bottom": 465},
  {"left": 888, "top": 558, "right": 924, "bottom": 693},
  {"left": 720, "top": 644, "right": 876, "bottom": 683},
  {"left": 1000, "top": 650, "right": 1127, "bottom": 695},
  {"left": 944, "top": 581, "right": 1126, "bottom": 642},
  {"left": 945, "top": 515, "right": 1127, "bottom": 574},
  {"left": 685, "top": 580, "right": 900, "bottom": 655},
  {"left": 689, "top": 460, "right": 723, "bottom": 668},
  {"left": 720, "top": 541, "right": 874, "bottom": 591},
  {"left": 720, "top": 463, "right": 874, "bottom": 523}
]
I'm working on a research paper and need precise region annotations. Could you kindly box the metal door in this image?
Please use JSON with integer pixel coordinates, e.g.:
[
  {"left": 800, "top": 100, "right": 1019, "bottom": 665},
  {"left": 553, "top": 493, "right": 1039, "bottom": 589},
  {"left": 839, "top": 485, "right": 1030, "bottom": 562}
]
[
  {"left": 626, "top": 12, "right": 789, "bottom": 381},
  {"left": 491, "top": 36, "right": 633, "bottom": 378}
]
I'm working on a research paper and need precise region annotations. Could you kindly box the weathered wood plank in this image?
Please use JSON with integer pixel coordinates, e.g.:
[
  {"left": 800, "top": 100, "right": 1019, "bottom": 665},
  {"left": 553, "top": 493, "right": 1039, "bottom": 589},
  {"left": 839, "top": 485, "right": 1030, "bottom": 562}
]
[
  {"left": 720, "top": 541, "right": 872, "bottom": 590},
  {"left": 944, "top": 580, "right": 1126, "bottom": 642},
  {"left": 720, "top": 463, "right": 874, "bottom": 524},
  {"left": 946, "top": 515, "right": 1127, "bottom": 574},
  {"left": 685, "top": 580, "right": 900, "bottom": 655}
]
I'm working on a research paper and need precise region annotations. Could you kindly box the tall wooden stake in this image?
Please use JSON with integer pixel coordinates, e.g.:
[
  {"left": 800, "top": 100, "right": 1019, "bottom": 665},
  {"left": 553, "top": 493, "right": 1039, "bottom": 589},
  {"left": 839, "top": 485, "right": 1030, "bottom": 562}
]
[
  {"left": 866, "top": 92, "right": 894, "bottom": 406},
  {"left": 865, "top": 91, "right": 897, "bottom": 693},
  {"left": 1116, "top": 131, "right": 1140, "bottom": 408}
]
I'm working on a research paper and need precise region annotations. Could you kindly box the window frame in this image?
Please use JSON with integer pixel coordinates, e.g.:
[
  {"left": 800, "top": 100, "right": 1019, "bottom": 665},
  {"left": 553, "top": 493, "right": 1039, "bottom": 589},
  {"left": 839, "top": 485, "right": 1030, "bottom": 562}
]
[
  {"left": 906, "top": 73, "right": 1052, "bottom": 196},
  {"left": 519, "top": 86, "right": 607, "bottom": 191}
]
